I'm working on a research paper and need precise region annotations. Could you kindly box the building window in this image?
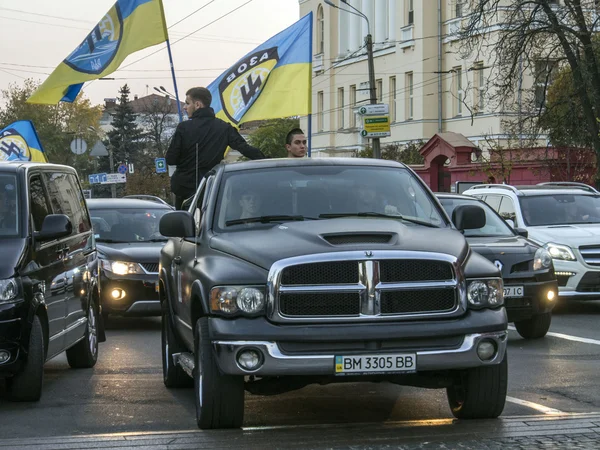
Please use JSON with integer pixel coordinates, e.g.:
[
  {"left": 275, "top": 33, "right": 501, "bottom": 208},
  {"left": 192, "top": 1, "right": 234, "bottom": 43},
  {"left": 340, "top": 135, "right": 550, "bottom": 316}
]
[
  {"left": 317, "top": 5, "right": 324, "bottom": 54},
  {"left": 456, "top": 0, "right": 466, "bottom": 18},
  {"left": 407, "top": 0, "right": 414, "bottom": 26},
  {"left": 376, "top": 79, "right": 383, "bottom": 103},
  {"left": 534, "top": 59, "right": 557, "bottom": 109},
  {"left": 349, "top": 85, "right": 357, "bottom": 128},
  {"left": 317, "top": 90, "right": 324, "bottom": 132},
  {"left": 473, "top": 61, "right": 485, "bottom": 113},
  {"left": 338, "top": 87, "right": 345, "bottom": 129},
  {"left": 453, "top": 66, "right": 463, "bottom": 116},
  {"left": 389, "top": 76, "right": 397, "bottom": 122},
  {"left": 406, "top": 72, "right": 414, "bottom": 120}
]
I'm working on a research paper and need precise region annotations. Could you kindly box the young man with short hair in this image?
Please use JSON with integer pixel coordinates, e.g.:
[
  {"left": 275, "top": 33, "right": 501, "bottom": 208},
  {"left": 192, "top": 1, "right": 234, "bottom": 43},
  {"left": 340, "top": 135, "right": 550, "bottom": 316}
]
[
  {"left": 166, "top": 87, "right": 266, "bottom": 209},
  {"left": 285, "top": 128, "right": 308, "bottom": 158}
]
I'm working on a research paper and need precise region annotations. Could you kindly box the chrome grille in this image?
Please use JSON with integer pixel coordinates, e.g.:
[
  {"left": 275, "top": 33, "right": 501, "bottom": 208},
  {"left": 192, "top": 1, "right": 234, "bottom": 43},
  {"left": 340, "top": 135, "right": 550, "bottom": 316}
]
[
  {"left": 268, "top": 251, "right": 465, "bottom": 323},
  {"left": 140, "top": 263, "right": 159, "bottom": 273},
  {"left": 579, "top": 246, "right": 600, "bottom": 266}
]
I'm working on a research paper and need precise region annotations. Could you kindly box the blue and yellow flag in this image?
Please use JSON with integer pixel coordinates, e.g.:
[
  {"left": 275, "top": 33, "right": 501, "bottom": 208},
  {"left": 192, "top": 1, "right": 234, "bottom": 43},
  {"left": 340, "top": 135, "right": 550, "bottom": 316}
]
[
  {"left": 208, "top": 12, "right": 313, "bottom": 126},
  {"left": 0, "top": 121, "right": 48, "bottom": 163},
  {"left": 27, "top": 0, "right": 168, "bottom": 104}
]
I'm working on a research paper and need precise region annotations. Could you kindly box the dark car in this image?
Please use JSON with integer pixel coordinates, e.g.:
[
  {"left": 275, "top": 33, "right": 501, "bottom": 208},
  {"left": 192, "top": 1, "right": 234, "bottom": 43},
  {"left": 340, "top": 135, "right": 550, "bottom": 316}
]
[
  {"left": 437, "top": 193, "right": 558, "bottom": 339},
  {"left": 87, "top": 198, "right": 172, "bottom": 320},
  {"left": 158, "top": 158, "right": 509, "bottom": 429},
  {"left": 0, "top": 162, "right": 104, "bottom": 401}
]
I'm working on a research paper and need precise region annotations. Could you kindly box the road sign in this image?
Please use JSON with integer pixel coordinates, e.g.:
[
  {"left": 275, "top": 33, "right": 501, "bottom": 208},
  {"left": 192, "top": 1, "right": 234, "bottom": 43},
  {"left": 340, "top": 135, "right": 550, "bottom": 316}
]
[
  {"left": 117, "top": 164, "right": 128, "bottom": 174},
  {"left": 90, "top": 141, "right": 108, "bottom": 157},
  {"left": 101, "top": 173, "right": 126, "bottom": 184},
  {"left": 70, "top": 138, "right": 87, "bottom": 155},
  {"left": 82, "top": 189, "right": 92, "bottom": 199},
  {"left": 155, "top": 157, "right": 167, "bottom": 173},
  {"left": 361, "top": 115, "right": 391, "bottom": 138},
  {"left": 88, "top": 173, "right": 107, "bottom": 184},
  {"left": 357, "top": 104, "right": 389, "bottom": 116}
]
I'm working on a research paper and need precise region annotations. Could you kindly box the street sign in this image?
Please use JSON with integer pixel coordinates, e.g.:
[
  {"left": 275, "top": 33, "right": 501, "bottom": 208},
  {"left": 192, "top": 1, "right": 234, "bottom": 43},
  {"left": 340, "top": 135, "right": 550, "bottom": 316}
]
[
  {"left": 101, "top": 173, "right": 126, "bottom": 184},
  {"left": 70, "top": 138, "right": 87, "bottom": 155},
  {"left": 90, "top": 141, "right": 108, "bottom": 157},
  {"left": 117, "top": 164, "right": 128, "bottom": 174},
  {"left": 88, "top": 173, "right": 107, "bottom": 184},
  {"left": 357, "top": 104, "right": 389, "bottom": 116},
  {"left": 155, "top": 157, "right": 167, "bottom": 173},
  {"left": 361, "top": 115, "right": 391, "bottom": 138}
]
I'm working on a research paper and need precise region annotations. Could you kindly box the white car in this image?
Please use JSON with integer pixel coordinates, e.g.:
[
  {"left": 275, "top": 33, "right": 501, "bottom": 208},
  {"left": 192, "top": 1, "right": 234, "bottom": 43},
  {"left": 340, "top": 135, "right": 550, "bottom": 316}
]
[{"left": 463, "top": 184, "right": 600, "bottom": 300}]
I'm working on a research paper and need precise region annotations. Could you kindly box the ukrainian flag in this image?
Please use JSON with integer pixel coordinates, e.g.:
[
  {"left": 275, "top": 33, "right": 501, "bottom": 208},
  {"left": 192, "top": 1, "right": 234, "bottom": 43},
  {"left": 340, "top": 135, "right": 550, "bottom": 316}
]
[
  {"left": 0, "top": 121, "right": 48, "bottom": 163},
  {"left": 208, "top": 12, "right": 313, "bottom": 126},
  {"left": 27, "top": 0, "right": 168, "bottom": 104}
]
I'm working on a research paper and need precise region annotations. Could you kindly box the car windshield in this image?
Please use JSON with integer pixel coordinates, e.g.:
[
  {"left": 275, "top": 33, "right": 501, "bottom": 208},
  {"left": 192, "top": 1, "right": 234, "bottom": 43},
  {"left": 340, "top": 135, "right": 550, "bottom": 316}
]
[
  {"left": 0, "top": 173, "right": 19, "bottom": 238},
  {"left": 438, "top": 197, "right": 514, "bottom": 237},
  {"left": 89, "top": 208, "right": 170, "bottom": 242},
  {"left": 520, "top": 194, "right": 600, "bottom": 226},
  {"left": 214, "top": 166, "right": 446, "bottom": 231}
]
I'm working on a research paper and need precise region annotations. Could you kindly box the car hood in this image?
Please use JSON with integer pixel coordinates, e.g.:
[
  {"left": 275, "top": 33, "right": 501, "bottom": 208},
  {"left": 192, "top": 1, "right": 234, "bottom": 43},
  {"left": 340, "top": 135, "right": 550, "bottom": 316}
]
[
  {"left": 0, "top": 239, "right": 26, "bottom": 279},
  {"left": 527, "top": 224, "right": 600, "bottom": 247},
  {"left": 97, "top": 242, "right": 165, "bottom": 263},
  {"left": 465, "top": 235, "right": 539, "bottom": 257},
  {"left": 210, "top": 218, "right": 468, "bottom": 270}
]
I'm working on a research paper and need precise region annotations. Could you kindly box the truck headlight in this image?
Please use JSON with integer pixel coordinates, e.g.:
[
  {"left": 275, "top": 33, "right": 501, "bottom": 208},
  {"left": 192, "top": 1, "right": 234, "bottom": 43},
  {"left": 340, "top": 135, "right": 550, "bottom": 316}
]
[
  {"left": 533, "top": 248, "right": 553, "bottom": 271},
  {"left": 101, "top": 260, "right": 144, "bottom": 275},
  {"left": 544, "top": 243, "right": 576, "bottom": 261},
  {"left": 0, "top": 278, "right": 19, "bottom": 303},
  {"left": 467, "top": 279, "right": 503, "bottom": 308},
  {"left": 210, "top": 286, "right": 266, "bottom": 315}
]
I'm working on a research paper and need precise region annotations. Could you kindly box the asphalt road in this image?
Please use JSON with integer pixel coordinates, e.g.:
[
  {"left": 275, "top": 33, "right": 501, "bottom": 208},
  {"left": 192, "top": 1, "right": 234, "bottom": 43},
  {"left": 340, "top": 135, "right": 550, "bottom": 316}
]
[{"left": 0, "top": 300, "right": 599, "bottom": 444}]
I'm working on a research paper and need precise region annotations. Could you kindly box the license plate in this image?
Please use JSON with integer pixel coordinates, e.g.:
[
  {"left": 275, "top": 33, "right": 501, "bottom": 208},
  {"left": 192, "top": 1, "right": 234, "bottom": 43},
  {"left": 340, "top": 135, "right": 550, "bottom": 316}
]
[
  {"left": 335, "top": 354, "right": 416, "bottom": 375},
  {"left": 504, "top": 286, "right": 524, "bottom": 298}
]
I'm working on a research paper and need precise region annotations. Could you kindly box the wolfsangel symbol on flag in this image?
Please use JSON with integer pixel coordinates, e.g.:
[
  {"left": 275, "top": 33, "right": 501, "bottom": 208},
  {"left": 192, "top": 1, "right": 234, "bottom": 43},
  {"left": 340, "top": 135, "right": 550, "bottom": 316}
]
[{"left": 0, "top": 121, "right": 48, "bottom": 163}]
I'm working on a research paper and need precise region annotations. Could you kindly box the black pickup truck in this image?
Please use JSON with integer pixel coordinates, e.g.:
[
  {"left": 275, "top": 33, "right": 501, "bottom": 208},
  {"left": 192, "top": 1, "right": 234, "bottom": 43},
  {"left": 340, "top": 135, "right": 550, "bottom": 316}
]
[{"left": 158, "top": 158, "right": 508, "bottom": 429}]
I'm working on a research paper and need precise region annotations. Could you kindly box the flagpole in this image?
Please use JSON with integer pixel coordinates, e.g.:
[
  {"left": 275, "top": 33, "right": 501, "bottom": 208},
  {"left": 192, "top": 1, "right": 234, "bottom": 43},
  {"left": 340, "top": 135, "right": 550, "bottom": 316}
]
[
  {"left": 307, "top": 12, "right": 313, "bottom": 158},
  {"left": 159, "top": 0, "right": 183, "bottom": 123}
]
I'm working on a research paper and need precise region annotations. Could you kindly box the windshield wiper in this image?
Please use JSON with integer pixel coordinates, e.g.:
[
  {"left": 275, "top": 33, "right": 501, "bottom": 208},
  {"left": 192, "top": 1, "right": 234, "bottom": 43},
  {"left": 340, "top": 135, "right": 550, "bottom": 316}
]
[
  {"left": 146, "top": 238, "right": 169, "bottom": 242},
  {"left": 319, "top": 212, "right": 439, "bottom": 228},
  {"left": 226, "top": 215, "right": 317, "bottom": 226},
  {"left": 96, "top": 238, "right": 129, "bottom": 243}
]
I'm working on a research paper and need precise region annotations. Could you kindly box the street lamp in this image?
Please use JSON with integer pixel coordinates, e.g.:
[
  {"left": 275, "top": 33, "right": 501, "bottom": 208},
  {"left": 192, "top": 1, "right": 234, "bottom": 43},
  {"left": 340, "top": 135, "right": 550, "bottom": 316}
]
[
  {"left": 88, "top": 126, "right": 116, "bottom": 199},
  {"left": 324, "top": 0, "right": 380, "bottom": 158}
]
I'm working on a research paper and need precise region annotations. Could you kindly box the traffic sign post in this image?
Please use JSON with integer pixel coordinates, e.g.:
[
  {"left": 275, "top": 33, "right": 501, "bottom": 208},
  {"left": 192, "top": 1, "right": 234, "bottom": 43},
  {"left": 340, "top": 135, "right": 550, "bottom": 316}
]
[
  {"left": 117, "top": 164, "right": 128, "bottom": 175},
  {"left": 357, "top": 104, "right": 389, "bottom": 116},
  {"left": 102, "top": 173, "right": 126, "bottom": 184},
  {"left": 361, "top": 116, "right": 391, "bottom": 138},
  {"left": 88, "top": 173, "right": 108, "bottom": 184},
  {"left": 155, "top": 158, "right": 167, "bottom": 174}
]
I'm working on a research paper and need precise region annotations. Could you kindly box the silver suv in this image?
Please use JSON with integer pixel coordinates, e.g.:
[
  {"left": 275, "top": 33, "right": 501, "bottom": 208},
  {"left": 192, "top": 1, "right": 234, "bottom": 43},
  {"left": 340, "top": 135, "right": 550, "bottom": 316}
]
[{"left": 463, "top": 184, "right": 600, "bottom": 300}]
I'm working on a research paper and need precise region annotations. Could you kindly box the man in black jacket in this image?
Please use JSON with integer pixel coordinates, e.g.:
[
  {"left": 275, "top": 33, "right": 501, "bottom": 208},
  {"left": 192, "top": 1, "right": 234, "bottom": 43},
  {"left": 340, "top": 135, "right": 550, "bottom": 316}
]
[{"left": 166, "top": 87, "right": 266, "bottom": 209}]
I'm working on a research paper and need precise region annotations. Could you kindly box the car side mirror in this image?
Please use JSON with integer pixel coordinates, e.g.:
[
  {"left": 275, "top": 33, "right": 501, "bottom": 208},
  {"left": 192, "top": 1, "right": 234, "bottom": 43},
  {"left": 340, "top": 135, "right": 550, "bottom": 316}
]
[
  {"left": 452, "top": 205, "right": 486, "bottom": 230},
  {"left": 514, "top": 228, "right": 528, "bottom": 238},
  {"left": 505, "top": 218, "right": 515, "bottom": 228},
  {"left": 35, "top": 214, "right": 72, "bottom": 241},
  {"left": 159, "top": 211, "right": 195, "bottom": 238}
]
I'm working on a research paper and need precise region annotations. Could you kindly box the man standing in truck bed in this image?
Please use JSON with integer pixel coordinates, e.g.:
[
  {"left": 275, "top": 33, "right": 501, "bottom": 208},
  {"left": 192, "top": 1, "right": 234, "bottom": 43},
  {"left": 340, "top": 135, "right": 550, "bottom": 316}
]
[{"left": 166, "top": 87, "right": 266, "bottom": 209}]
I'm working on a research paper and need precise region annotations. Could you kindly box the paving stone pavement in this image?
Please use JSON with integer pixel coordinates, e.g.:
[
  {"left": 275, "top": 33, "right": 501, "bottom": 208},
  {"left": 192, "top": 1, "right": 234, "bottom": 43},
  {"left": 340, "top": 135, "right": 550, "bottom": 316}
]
[{"left": 0, "top": 413, "right": 598, "bottom": 449}]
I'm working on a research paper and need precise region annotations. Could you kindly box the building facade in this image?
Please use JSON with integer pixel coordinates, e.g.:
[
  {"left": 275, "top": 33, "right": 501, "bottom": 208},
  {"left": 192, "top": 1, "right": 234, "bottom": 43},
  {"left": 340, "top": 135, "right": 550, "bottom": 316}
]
[{"left": 299, "top": 0, "right": 542, "bottom": 158}]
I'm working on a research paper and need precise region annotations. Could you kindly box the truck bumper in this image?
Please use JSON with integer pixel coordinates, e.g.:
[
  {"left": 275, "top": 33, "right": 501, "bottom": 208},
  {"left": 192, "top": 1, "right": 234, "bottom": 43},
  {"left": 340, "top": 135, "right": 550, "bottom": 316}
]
[{"left": 209, "top": 309, "right": 507, "bottom": 376}]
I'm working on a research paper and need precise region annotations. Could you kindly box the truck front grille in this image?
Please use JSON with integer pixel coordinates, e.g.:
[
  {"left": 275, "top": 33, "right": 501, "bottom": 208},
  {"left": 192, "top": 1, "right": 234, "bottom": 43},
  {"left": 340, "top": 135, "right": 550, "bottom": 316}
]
[
  {"left": 380, "top": 289, "right": 456, "bottom": 314},
  {"left": 280, "top": 292, "right": 360, "bottom": 316}
]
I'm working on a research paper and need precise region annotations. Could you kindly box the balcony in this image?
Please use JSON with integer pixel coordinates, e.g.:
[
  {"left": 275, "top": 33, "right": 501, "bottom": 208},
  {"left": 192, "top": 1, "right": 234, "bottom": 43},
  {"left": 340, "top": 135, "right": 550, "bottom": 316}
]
[
  {"left": 313, "top": 53, "right": 324, "bottom": 73},
  {"left": 399, "top": 25, "right": 415, "bottom": 49}
]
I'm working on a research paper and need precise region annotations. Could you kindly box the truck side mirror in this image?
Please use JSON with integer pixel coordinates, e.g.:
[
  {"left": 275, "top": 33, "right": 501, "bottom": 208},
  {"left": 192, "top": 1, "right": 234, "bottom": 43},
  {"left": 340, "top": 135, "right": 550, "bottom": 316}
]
[
  {"left": 35, "top": 214, "right": 72, "bottom": 241},
  {"left": 160, "top": 211, "right": 195, "bottom": 238},
  {"left": 452, "top": 205, "right": 486, "bottom": 230}
]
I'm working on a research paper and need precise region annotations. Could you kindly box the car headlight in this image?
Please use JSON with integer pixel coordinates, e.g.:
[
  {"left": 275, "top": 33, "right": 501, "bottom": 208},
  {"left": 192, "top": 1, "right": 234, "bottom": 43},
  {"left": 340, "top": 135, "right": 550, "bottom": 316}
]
[
  {"left": 0, "top": 278, "right": 19, "bottom": 303},
  {"left": 533, "top": 248, "right": 553, "bottom": 271},
  {"left": 101, "top": 260, "right": 144, "bottom": 275},
  {"left": 545, "top": 243, "right": 576, "bottom": 261},
  {"left": 210, "top": 286, "right": 266, "bottom": 315},
  {"left": 466, "top": 279, "right": 503, "bottom": 308}
]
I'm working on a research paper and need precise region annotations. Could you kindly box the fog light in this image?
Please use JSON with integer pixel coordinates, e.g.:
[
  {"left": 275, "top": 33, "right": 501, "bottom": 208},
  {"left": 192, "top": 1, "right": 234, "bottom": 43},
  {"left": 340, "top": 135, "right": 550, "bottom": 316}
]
[
  {"left": 547, "top": 290, "right": 556, "bottom": 301},
  {"left": 111, "top": 289, "right": 125, "bottom": 300},
  {"left": 236, "top": 349, "right": 262, "bottom": 371},
  {"left": 0, "top": 350, "right": 10, "bottom": 364},
  {"left": 476, "top": 340, "right": 496, "bottom": 361}
]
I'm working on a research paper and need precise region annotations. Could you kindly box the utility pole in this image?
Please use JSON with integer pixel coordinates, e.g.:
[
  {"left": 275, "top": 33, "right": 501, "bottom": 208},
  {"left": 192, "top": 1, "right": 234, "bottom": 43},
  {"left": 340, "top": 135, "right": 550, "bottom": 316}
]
[
  {"left": 366, "top": 33, "right": 381, "bottom": 159},
  {"left": 108, "top": 144, "right": 116, "bottom": 198}
]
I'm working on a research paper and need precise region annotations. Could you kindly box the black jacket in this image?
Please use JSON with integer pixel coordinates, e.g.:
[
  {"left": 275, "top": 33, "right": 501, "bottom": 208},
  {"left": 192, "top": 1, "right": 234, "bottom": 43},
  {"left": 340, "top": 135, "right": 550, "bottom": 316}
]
[{"left": 165, "top": 107, "right": 265, "bottom": 197}]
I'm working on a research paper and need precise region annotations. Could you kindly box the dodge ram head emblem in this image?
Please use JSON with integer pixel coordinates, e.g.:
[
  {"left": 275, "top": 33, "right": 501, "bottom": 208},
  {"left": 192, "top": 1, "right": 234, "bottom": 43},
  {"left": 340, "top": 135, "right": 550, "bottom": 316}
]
[{"left": 365, "top": 251, "right": 373, "bottom": 257}]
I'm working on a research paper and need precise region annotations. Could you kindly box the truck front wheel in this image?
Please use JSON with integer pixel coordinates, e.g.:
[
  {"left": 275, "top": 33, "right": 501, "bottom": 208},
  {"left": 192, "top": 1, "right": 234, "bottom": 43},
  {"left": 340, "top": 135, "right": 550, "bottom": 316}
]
[
  {"left": 194, "top": 317, "right": 244, "bottom": 429},
  {"left": 514, "top": 312, "right": 552, "bottom": 339},
  {"left": 446, "top": 352, "right": 508, "bottom": 419}
]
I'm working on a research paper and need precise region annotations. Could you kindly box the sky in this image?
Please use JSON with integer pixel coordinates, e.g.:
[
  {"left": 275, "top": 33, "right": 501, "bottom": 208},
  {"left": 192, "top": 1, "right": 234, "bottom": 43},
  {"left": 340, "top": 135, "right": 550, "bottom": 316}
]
[{"left": 0, "top": 0, "right": 300, "bottom": 107}]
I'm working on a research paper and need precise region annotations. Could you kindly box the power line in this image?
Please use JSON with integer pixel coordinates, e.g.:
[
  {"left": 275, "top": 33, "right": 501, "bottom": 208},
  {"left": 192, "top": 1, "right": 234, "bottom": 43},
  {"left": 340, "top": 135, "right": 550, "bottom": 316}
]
[{"left": 0, "top": 62, "right": 229, "bottom": 72}]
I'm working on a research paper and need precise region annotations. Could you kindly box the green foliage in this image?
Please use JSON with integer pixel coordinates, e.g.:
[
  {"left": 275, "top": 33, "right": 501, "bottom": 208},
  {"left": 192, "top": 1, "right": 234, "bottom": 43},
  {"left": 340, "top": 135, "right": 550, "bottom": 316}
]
[
  {"left": 0, "top": 78, "right": 102, "bottom": 175},
  {"left": 107, "top": 84, "right": 143, "bottom": 166},
  {"left": 354, "top": 141, "right": 425, "bottom": 165},
  {"left": 246, "top": 118, "right": 300, "bottom": 158}
]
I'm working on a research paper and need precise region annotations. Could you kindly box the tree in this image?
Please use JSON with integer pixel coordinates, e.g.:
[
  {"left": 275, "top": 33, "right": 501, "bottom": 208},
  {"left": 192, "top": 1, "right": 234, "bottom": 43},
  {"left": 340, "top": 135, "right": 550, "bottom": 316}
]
[
  {"left": 0, "top": 78, "right": 102, "bottom": 174},
  {"left": 355, "top": 141, "right": 425, "bottom": 165},
  {"left": 137, "top": 94, "right": 179, "bottom": 156},
  {"left": 107, "top": 84, "right": 143, "bottom": 166},
  {"left": 459, "top": 1, "right": 600, "bottom": 185},
  {"left": 246, "top": 118, "right": 300, "bottom": 158}
]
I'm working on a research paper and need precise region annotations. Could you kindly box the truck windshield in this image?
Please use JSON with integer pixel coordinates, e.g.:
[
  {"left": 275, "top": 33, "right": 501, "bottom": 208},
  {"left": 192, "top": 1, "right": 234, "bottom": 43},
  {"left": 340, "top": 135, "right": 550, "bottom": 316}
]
[
  {"left": 88, "top": 208, "right": 170, "bottom": 242},
  {"left": 0, "top": 173, "right": 19, "bottom": 238},
  {"left": 520, "top": 194, "right": 600, "bottom": 226},
  {"left": 214, "top": 166, "right": 446, "bottom": 231}
]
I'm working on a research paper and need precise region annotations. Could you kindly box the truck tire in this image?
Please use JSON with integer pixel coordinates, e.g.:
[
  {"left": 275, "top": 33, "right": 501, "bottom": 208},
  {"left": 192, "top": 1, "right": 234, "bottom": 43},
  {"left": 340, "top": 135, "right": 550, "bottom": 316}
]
[
  {"left": 194, "top": 317, "right": 244, "bottom": 429},
  {"left": 514, "top": 312, "right": 552, "bottom": 339},
  {"left": 162, "top": 310, "right": 192, "bottom": 388},
  {"left": 6, "top": 315, "right": 45, "bottom": 402},
  {"left": 447, "top": 352, "right": 508, "bottom": 419},
  {"left": 66, "top": 300, "right": 99, "bottom": 368}
]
